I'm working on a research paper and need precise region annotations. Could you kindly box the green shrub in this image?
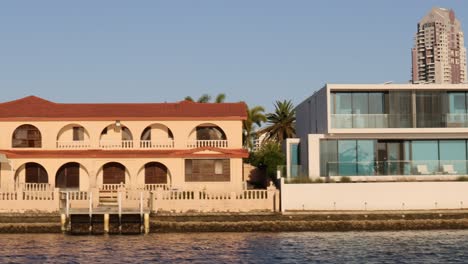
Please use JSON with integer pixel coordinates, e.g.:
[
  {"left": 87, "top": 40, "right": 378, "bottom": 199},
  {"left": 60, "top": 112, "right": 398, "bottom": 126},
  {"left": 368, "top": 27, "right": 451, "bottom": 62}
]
[
  {"left": 314, "top": 178, "right": 325, "bottom": 183},
  {"left": 285, "top": 177, "right": 328, "bottom": 184},
  {"left": 326, "top": 178, "right": 336, "bottom": 183},
  {"left": 286, "top": 177, "right": 313, "bottom": 184},
  {"left": 339, "top": 176, "right": 352, "bottom": 183},
  {"left": 456, "top": 176, "right": 468, "bottom": 181},
  {"left": 248, "top": 142, "right": 285, "bottom": 179}
]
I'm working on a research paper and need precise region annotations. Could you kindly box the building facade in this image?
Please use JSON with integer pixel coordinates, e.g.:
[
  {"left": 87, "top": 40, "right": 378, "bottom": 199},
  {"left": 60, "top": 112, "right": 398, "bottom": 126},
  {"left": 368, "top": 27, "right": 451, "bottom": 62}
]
[
  {"left": 412, "top": 7, "right": 467, "bottom": 84},
  {"left": 0, "top": 96, "right": 248, "bottom": 193},
  {"left": 289, "top": 83, "right": 468, "bottom": 181}
]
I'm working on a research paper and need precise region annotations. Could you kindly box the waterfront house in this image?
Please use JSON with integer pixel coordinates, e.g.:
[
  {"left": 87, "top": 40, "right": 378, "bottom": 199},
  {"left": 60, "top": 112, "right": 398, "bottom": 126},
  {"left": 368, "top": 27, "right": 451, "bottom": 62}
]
[
  {"left": 0, "top": 96, "right": 248, "bottom": 193},
  {"left": 286, "top": 83, "right": 468, "bottom": 181}
]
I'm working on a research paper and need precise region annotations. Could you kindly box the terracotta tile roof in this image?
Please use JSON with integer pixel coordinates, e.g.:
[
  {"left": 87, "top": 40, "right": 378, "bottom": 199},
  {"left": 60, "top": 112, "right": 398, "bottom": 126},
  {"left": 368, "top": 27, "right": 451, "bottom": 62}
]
[
  {"left": 0, "top": 96, "right": 247, "bottom": 120},
  {"left": 0, "top": 147, "right": 249, "bottom": 159}
]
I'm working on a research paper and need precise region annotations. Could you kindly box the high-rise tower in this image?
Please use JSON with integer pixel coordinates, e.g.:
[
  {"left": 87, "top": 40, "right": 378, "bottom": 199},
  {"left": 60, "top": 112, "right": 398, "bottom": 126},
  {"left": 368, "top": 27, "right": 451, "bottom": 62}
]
[{"left": 412, "top": 7, "right": 467, "bottom": 84}]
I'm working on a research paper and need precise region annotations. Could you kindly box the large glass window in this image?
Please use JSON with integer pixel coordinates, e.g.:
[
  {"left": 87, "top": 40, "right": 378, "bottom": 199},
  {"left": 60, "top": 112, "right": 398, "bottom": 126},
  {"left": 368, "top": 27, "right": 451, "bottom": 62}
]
[
  {"left": 439, "top": 140, "right": 467, "bottom": 174},
  {"left": 415, "top": 91, "right": 446, "bottom": 128},
  {"left": 320, "top": 140, "right": 338, "bottom": 176},
  {"left": 411, "top": 141, "right": 439, "bottom": 174},
  {"left": 321, "top": 139, "right": 468, "bottom": 177},
  {"left": 338, "top": 140, "right": 357, "bottom": 176},
  {"left": 290, "top": 143, "right": 300, "bottom": 177},
  {"left": 447, "top": 92, "right": 468, "bottom": 127},
  {"left": 331, "top": 92, "right": 386, "bottom": 128},
  {"left": 388, "top": 91, "right": 412, "bottom": 128},
  {"left": 448, "top": 93, "right": 467, "bottom": 114},
  {"left": 334, "top": 93, "right": 352, "bottom": 114},
  {"left": 356, "top": 140, "right": 375, "bottom": 175}
]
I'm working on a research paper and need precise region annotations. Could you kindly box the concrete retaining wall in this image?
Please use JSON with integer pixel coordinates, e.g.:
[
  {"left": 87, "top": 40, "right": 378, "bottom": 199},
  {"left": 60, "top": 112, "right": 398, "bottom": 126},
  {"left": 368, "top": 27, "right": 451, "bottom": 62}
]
[{"left": 281, "top": 181, "right": 468, "bottom": 211}]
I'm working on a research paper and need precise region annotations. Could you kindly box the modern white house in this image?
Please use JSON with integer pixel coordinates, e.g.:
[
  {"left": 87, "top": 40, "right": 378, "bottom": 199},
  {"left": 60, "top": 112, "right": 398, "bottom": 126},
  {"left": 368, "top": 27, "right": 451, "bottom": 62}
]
[{"left": 286, "top": 83, "right": 468, "bottom": 181}]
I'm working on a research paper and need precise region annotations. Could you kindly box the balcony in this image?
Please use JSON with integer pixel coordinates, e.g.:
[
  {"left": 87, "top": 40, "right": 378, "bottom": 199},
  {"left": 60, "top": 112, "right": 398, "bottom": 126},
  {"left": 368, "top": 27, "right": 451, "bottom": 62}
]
[
  {"left": 325, "top": 160, "right": 468, "bottom": 177},
  {"left": 56, "top": 141, "right": 92, "bottom": 149},
  {"left": 331, "top": 114, "right": 412, "bottom": 129},
  {"left": 53, "top": 139, "right": 231, "bottom": 150},
  {"left": 446, "top": 113, "right": 468, "bottom": 127},
  {"left": 140, "top": 140, "right": 175, "bottom": 149},
  {"left": 99, "top": 140, "right": 134, "bottom": 149}
]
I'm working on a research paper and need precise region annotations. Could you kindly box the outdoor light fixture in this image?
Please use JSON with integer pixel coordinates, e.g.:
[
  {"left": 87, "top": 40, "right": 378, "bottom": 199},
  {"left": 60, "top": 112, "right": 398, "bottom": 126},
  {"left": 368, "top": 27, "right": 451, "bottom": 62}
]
[{"left": 115, "top": 120, "right": 121, "bottom": 127}]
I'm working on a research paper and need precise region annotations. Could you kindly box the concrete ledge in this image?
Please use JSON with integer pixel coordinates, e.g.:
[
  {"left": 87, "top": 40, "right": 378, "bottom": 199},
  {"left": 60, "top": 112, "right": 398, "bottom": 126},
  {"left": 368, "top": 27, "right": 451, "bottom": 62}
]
[
  {"left": 150, "top": 219, "right": 468, "bottom": 232},
  {"left": 0, "top": 223, "right": 62, "bottom": 233}
]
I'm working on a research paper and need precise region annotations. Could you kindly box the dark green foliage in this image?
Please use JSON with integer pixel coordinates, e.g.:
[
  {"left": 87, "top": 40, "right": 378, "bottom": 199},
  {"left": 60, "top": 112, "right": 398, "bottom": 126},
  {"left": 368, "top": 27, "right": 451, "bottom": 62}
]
[{"left": 249, "top": 142, "right": 285, "bottom": 179}]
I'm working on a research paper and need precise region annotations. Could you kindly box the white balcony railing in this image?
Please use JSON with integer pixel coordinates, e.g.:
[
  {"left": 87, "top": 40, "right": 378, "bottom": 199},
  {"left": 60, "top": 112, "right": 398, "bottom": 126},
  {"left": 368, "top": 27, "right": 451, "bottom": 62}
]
[
  {"left": 446, "top": 113, "right": 468, "bottom": 127},
  {"left": 99, "top": 140, "right": 134, "bottom": 149},
  {"left": 99, "top": 184, "right": 127, "bottom": 191},
  {"left": 134, "top": 184, "right": 170, "bottom": 191},
  {"left": 187, "top": 140, "right": 229, "bottom": 148},
  {"left": 53, "top": 139, "right": 232, "bottom": 150},
  {"left": 140, "top": 140, "right": 175, "bottom": 149},
  {"left": 18, "top": 183, "right": 52, "bottom": 192},
  {"left": 56, "top": 141, "right": 92, "bottom": 149}
]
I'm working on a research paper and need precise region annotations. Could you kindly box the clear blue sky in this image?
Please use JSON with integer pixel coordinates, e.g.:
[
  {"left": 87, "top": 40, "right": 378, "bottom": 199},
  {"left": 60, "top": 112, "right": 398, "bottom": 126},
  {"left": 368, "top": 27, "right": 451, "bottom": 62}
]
[{"left": 1, "top": 0, "right": 467, "bottom": 110}]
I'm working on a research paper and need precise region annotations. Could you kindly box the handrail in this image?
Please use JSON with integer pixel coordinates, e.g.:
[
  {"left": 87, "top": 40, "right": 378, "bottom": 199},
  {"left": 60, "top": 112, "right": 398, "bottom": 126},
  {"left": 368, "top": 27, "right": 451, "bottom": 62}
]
[{"left": 187, "top": 140, "right": 228, "bottom": 148}]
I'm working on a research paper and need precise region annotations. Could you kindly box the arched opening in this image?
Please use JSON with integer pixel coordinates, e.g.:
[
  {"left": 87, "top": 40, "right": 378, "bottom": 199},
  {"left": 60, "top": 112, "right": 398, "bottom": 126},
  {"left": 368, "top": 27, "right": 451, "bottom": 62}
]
[
  {"left": 100, "top": 123, "right": 134, "bottom": 149},
  {"left": 56, "top": 162, "right": 80, "bottom": 189},
  {"left": 102, "top": 162, "right": 126, "bottom": 184},
  {"left": 140, "top": 124, "right": 174, "bottom": 148},
  {"left": 195, "top": 124, "right": 226, "bottom": 140},
  {"left": 144, "top": 162, "right": 170, "bottom": 184},
  {"left": 24, "top": 162, "right": 48, "bottom": 183},
  {"left": 188, "top": 123, "right": 228, "bottom": 148},
  {"left": 56, "top": 124, "right": 91, "bottom": 149},
  {"left": 12, "top": 124, "right": 42, "bottom": 148}
]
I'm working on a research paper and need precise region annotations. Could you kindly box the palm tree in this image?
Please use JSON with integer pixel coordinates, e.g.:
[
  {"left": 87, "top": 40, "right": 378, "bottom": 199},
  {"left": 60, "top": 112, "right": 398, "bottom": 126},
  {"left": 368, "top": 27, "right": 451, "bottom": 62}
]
[
  {"left": 258, "top": 100, "right": 296, "bottom": 143},
  {"left": 184, "top": 93, "right": 225, "bottom": 103},
  {"left": 197, "top": 94, "right": 212, "bottom": 103},
  {"left": 215, "top": 93, "right": 226, "bottom": 103},
  {"left": 243, "top": 105, "right": 266, "bottom": 149}
]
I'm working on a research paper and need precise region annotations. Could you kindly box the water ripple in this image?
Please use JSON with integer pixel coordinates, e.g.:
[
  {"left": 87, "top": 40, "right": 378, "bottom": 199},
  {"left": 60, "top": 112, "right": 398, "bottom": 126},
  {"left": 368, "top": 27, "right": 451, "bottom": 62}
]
[{"left": 0, "top": 231, "right": 467, "bottom": 263}]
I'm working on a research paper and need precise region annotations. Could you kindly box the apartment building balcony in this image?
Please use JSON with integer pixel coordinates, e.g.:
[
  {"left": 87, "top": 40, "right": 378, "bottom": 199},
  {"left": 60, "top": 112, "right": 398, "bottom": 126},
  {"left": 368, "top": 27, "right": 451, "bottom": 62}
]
[
  {"left": 331, "top": 113, "right": 468, "bottom": 129},
  {"left": 325, "top": 160, "right": 467, "bottom": 177},
  {"left": 446, "top": 113, "right": 468, "bottom": 127},
  {"left": 331, "top": 114, "right": 412, "bottom": 129}
]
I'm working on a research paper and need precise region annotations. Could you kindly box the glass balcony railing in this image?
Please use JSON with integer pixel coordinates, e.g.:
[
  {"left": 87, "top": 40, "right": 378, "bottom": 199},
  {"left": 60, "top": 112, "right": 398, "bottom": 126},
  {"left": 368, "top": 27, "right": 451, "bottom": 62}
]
[
  {"left": 331, "top": 113, "right": 468, "bottom": 129},
  {"left": 325, "top": 160, "right": 468, "bottom": 177},
  {"left": 446, "top": 113, "right": 468, "bottom": 127},
  {"left": 331, "top": 114, "right": 412, "bottom": 128}
]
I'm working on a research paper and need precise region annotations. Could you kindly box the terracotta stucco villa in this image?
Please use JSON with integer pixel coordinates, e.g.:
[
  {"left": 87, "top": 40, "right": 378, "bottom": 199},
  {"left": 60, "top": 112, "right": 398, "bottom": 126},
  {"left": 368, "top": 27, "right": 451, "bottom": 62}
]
[{"left": 0, "top": 96, "right": 248, "bottom": 193}]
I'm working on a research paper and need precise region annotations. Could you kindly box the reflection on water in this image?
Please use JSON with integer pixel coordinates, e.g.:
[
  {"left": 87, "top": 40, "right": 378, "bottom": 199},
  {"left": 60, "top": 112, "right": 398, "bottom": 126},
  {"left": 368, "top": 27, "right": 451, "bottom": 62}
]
[{"left": 0, "top": 230, "right": 467, "bottom": 263}]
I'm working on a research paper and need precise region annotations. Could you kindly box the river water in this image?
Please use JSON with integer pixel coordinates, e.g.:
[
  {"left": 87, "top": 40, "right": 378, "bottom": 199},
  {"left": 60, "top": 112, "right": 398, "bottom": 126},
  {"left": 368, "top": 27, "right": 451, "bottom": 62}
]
[{"left": 0, "top": 230, "right": 467, "bottom": 263}]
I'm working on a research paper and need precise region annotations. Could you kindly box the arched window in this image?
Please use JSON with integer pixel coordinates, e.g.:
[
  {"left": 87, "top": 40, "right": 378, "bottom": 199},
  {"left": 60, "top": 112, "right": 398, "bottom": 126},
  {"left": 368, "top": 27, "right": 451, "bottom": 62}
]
[
  {"left": 145, "top": 162, "right": 169, "bottom": 184},
  {"left": 196, "top": 125, "right": 226, "bottom": 140},
  {"left": 56, "top": 162, "right": 80, "bottom": 189},
  {"left": 103, "top": 162, "right": 126, "bottom": 184},
  {"left": 25, "top": 163, "right": 48, "bottom": 183},
  {"left": 12, "top": 125, "right": 42, "bottom": 148},
  {"left": 141, "top": 125, "right": 174, "bottom": 141}
]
